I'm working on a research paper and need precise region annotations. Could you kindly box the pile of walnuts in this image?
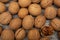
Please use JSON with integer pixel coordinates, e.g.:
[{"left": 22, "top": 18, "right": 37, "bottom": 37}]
[{"left": 0, "top": 0, "right": 60, "bottom": 40}]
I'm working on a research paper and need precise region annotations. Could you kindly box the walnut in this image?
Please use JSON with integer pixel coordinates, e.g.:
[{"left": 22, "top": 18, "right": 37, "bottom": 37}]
[
  {"left": 1, "top": 29, "right": 14, "bottom": 40},
  {"left": 41, "top": 26, "right": 54, "bottom": 36}
]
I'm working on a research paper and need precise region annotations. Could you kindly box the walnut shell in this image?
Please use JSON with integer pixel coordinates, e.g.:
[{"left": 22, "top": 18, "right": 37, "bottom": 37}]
[
  {"left": 15, "top": 28, "right": 26, "bottom": 40},
  {"left": 41, "top": 0, "right": 53, "bottom": 8},
  {"left": 9, "top": 1, "right": 19, "bottom": 14},
  {"left": 0, "top": 26, "right": 2, "bottom": 35},
  {"left": 40, "top": 37, "right": 50, "bottom": 40},
  {"left": 28, "top": 29, "right": 40, "bottom": 40},
  {"left": 35, "top": 15, "right": 46, "bottom": 28},
  {"left": 1, "top": 29, "right": 14, "bottom": 40},
  {"left": 50, "top": 18, "right": 60, "bottom": 31},
  {"left": 44, "top": 6, "right": 57, "bottom": 19},
  {"left": 0, "top": 0, "right": 9, "bottom": 3},
  {"left": 31, "top": 0, "right": 40, "bottom": 3},
  {"left": 18, "top": 0, "right": 31, "bottom": 7},
  {"left": 41, "top": 26, "right": 54, "bottom": 36},
  {"left": 57, "top": 8, "right": 60, "bottom": 17},
  {"left": 0, "top": 12, "right": 12, "bottom": 25},
  {"left": 9, "top": 18, "right": 21, "bottom": 30},
  {"left": 22, "top": 15, "right": 34, "bottom": 30},
  {"left": 18, "top": 8, "right": 28, "bottom": 18},
  {"left": 54, "top": 0, "right": 60, "bottom": 7},
  {"left": 28, "top": 4, "right": 41, "bottom": 16},
  {"left": 0, "top": 2, "right": 6, "bottom": 13}
]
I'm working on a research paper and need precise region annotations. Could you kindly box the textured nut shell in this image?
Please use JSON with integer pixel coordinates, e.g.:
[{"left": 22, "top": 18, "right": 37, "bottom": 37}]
[
  {"left": 58, "top": 8, "right": 60, "bottom": 17},
  {"left": 41, "top": 26, "right": 54, "bottom": 36},
  {"left": 18, "top": 0, "right": 31, "bottom": 7},
  {"left": 18, "top": 8, "right": 28, "bottom": 18},
  {"left": 9, "top": 1, "right": 19, "bottom": 14},
  {"left": 35, "top": 15, "right": 46, "bottom": 28},
  {"left": 0, "top": 27, "right": 2, "bottom": 35},
  {"left": 41, "top": 0, "right": 53, "bottom": 8},
  {"left": 9, "top": 18, "right": 21, "bottom": 30},
  {"left": 15, "top": 28, "right": 26, "bottom": 40},
  {"left": 28, "top": 29, "right": 40, "bottom": 40},
  {"left": 28, "top": 4, "right": 41, "bottom": 16},
  {"left": 0, "top": 2, "right": 6, "bottom": 13},
  {"left": 22, "top": 15, "right": 34, "bottom": 30},
  {"left": 0, "top": 0, "right": 9, "bottom": 2},
  {"left": 0, "top": 12, "right": 12, "bottom": 24},
  {"left": 1, "top": 29, "right": 14, "bottom": 40},
  {"left": 31, "top": 0, "right": 40, "bottom": 3},
  {"left": 54, "top": 0, "right": 60, "bottom": 7},
  {"left": 44, "top": 6, "right": 57, "bottom": 19},
  {"left": 50, "top": 18, "right": 60, "bottom": 31},
  {"left": 40, "top": 37, "right": 50, "bottom": 40}
]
